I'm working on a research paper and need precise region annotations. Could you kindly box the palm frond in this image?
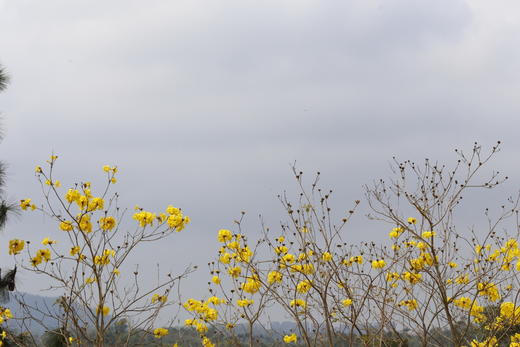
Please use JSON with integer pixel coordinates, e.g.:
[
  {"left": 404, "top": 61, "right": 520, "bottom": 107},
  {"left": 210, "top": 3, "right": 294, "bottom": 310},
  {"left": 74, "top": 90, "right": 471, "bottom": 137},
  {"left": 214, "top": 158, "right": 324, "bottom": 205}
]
[
  {"left": 0, "top": 200, "right": 18, "bottom": 230},
  {"left": 0, "top": 161, "right": 6, "bottom": 189},
  {"left": 0, "top": 64, "right": 9, "bottom": 92}
]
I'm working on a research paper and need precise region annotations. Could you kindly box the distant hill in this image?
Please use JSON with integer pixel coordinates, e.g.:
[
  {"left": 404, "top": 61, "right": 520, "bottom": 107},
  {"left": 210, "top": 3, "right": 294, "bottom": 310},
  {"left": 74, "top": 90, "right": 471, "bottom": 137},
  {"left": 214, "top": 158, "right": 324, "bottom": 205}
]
[{"left": 4, "top": 292, "right": 64, "bottom": 336}]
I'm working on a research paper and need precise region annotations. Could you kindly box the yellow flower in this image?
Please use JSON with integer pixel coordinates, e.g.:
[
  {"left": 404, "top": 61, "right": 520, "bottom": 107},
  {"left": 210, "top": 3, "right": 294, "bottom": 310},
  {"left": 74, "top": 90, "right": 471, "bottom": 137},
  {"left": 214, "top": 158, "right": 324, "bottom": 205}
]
[
  {"left": 60, "top": 221, "right": 74, "bottom": 231},
  {"left": 133, "top": 210, "right": 156, "bottom": 227},
  {"left": 76, "top": 214, "right": 93, "bottom": 233},
  {"left": 152, "top": 294, "right": 167, "bottom": 304},
  {"left": 241, "top": 277, "right": 261, "bottom": 294},
  {"left": 421, "top": 231, "right": 436, "bottom": 238},
  {"left": 228, "top": 266, "right": 241, "bottom": 278},
  {"left": 469, "top": 337, "right": 498, "bottom": 347},
  {"left": 455, "top": 274, "right": 470, "bottom": 284},
  {"left": 211, "top": 276, "right": 221, "bottom": 284},
  {"left": 407, "top": 217, "right": 417, "bottom": 224},
  {"left": 277, "top": 236, "right": 285, "bottom": 243},
  {"left": 322, "top": 252, "right": 332, "bottom": 262},
  {"left": 448, "top": 262, "right": 458, "bottom": 268},
  {"left": 226, "top": 241, "right": 240, "bottom": 250},
  {"left": 96, "top": 305, "right": 110, "bottom": 316},
  {"left": 113, "top": 268, "right": 120, "bottom": 276},
  {"left": 153, "top": 328, "right": 168, "bottom": 338},
  {"left": 237, "top": 299, "right": 254, "bottom": 307},
  {"left": 402, "top": 271, "right": 422, "bottom": 284},
  {"left": 275, "top": 246, "right": 288, "bottom": 255},
  {"left": 41, "top": 237, "right": 56, "bottom": 245},
  {"left": 35, "top": 166, "right": 42, "bottom": 173},
  {"left": 389, "top": 227, "right": 404, "bottom": 238},
  {"left": 65, "top": 189, "right": 81, "bottom": 204},
  {"left": 87, "top": 197, "right": 104, "bottom": 211},
  {"left": 218, "top": 229, "right": 233, "bottom": 242},
  {"left": 342, "top": 299, "right": 353, "bottom": 307},
  {"left": 202, "top": 337, "right": 214, "bottom": 347},
  {"left": 206, "top": 296, "right": 222, "bottom": 305},
  {"left": 99, "top": 216, "right": 117, "bottom": 231},
  {"left": 103, "top": 165, "right": 111, "bottom": 172},
  {"left": 399, "top": 299, "right": 418, "bottom": 310},
  {"left": 220, "top": 252, "right": 232, "bottom": 264},
  {"left": 8, "top": 239, "right": 25, "bottom": 255},
  {"left": 70, "top": 246, "right": 80, "bottom": 256},
  {"left": 37, "top": 249, "right": 52, "bottom": 262},
  {"left": 416, "top": 242, "right": 427, "bottom": 251},
  {"left": 386, "top": 272, "right": 400, "bottom": 282},
  {"left": 20, "top": 199, "right": 33, "bottom": 211},
  {"left": 283, "top": 333, "right": 297, "bottom": 343},
  {"left": 267, "top": 271, "right": 283, "bottom": 284},
  {"left": 477, "top": 282, "right": 500, "bottom": 302},
  {"left": 85, "top": 277, "right": 96, "bottom": 284},
  {"left": 371, "top": 259, "right": 386, "bottom": 269},
  {"left": 453, "top": 297, "right": 472, "bottom": 310},
  {"left": 30, "top": 256, "right": 42, "bottom": 266},
  {"left": 110, "top": 177, "right": 117, "bottom": 184},
  {"left": 290, "top": 299, "right": 306, "bottom": 309},
  {"left": 281, "top": 253, "right": 295, "bottom": 264},
  {"left": 297, "top": 280, "right": 312, "bottom": 294}
]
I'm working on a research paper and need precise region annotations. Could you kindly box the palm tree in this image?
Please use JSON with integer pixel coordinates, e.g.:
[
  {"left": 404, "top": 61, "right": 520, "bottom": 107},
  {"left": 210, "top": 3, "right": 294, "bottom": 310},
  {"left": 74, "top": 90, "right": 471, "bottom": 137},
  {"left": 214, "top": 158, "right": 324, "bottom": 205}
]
[
  {"left": 0, "top": 64, "right": 17, "bottom": 301},
  {"left": 0, "top": 64, "right": 14, "bottom": 230}
]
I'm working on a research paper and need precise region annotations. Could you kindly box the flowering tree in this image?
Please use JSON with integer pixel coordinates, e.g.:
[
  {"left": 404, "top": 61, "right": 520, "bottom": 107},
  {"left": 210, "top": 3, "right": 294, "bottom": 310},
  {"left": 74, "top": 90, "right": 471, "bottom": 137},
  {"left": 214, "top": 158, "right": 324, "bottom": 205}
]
[
  {"left": 182, "top": 142, "right": 520, "bottom": 347},
  {"left": 10, "top": 155, "right": 194, "bottom": 346}
]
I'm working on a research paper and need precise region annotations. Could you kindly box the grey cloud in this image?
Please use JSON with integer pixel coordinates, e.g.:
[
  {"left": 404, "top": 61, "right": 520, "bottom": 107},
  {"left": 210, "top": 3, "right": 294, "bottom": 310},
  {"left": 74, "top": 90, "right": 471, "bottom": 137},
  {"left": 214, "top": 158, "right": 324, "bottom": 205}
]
[{"left": 0, "top": 0, "right": 520, "bottom": 313}]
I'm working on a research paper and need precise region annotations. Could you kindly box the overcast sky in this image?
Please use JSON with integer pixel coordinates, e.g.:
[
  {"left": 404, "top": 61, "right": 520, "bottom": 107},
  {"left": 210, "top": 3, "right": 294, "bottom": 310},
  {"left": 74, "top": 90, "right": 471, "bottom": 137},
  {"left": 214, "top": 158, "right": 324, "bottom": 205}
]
[{"left": 1, "top": 0, "right": 520, "bottom": 319}]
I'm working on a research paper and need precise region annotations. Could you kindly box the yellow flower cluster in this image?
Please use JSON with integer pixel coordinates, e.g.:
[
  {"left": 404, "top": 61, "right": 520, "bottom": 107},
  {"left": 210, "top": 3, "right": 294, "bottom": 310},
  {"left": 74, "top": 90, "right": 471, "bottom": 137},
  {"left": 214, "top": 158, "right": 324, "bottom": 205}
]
[
  {"left": 217, "top": 229, "right": 233, "bottom": 242},
  {"left": 237, "top": 299, "right": 254, "bottom": 307},
  {"left": 267, "top": 271, "right": 283, "bottom": 284},
  {"left": 468, "top": 336, "right": 497, "bottom": 347},
  {"left": 290, "top": 299, "right": 306, "bottom": 309},
  {"left": 165, "top": 205, "right": 190, "bottom": 231},
  {"left": 76, "top": 214, "right": 93, "bottom": 233},
  {"left": 31, "top": 249, "right": 51, "bottom": 266},
  {"left": 94, "top": 249, "right": 115, "bottom": 266},
  {"left": 402, "top": 271, "right": 422, "bottom": 285},
  {"left": 371, "top": 259, "right": 386, "bottom": 269},
  {"left": 65, "top": 188, "right": 105, "bottom": 213},
  {"left": 343, "top": 255, "right": 363, "bottom": 266},
  {"left": 153, "top": 328, "right": 168, "bottom": 338},
  {"left": 283, "top": 333, "right": 297, "bottom": 343},
  {"left": 511, "top": 333, "right": 520, "bottom": 347},
  {"left": 342, "top": 299, "right": 353, "bottom": 307},
  {"left": 399, "top": 299, "right": 418, "bottom": 311},
  {"left": 0, "top": 307, "right": 13, "bottom": 324},
  {"left": 20, "top": 198, "right": 36, "bottom": 211},
  {"left": 241, "top": 276, "right": 261, "bottom": 294},
  {"left": 296, "top": 280, "right": 312, "bottom": 294},
  {"left": 183, "top": 299, "right": 218, "bottom": 322},
  {"left": 151, "top": 294, "right": 168, "bottom": 304},
  {"left": 218, "top": 231, "right": 253, "bottom": 265},
  {"left": 132, "top": 210, "right": 156, "bottom": 227},
  {"left": 477, "top": 282, "right": 501, "bottom": 302},
  {"left": 96, "top": 305, "right": 110, "bottom": 316},
  {"left": 99, "top": 216, "right": 116, "bottom": 231},
  {"left": 8, "top": 239, "right": 25, "bottom": 255},
  {"left": 389, "top": 227, "right": 404, "bottom": 238}
]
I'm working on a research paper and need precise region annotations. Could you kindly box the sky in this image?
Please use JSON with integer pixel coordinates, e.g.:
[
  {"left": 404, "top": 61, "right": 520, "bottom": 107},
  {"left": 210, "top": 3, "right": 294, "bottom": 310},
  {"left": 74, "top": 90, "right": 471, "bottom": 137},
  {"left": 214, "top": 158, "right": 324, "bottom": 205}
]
[{"left": 1, "top": 0, "right": 520, "bottom": 322}]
